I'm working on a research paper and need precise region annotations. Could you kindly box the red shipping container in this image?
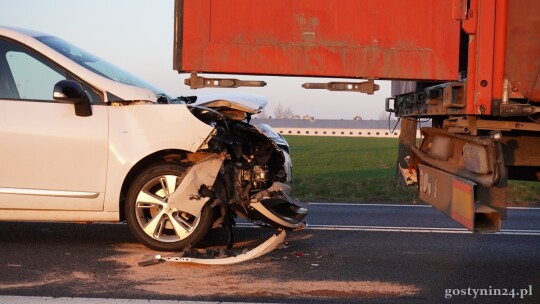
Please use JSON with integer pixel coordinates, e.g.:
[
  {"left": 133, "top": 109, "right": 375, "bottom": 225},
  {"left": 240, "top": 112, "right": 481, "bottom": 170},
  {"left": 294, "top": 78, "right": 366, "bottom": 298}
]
[{"left": 175, "top": 0, "right": 461, "bottom": 81}]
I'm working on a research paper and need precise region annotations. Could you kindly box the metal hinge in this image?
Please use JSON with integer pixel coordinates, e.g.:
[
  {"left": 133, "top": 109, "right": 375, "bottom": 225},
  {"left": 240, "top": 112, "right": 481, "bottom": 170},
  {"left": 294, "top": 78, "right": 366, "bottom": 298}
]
[
  {"left": 185, "top": 72, "right": 267, "bottom": 89},
  {"left": 302, "top": 79, "right": 379, "bottom": 95}
]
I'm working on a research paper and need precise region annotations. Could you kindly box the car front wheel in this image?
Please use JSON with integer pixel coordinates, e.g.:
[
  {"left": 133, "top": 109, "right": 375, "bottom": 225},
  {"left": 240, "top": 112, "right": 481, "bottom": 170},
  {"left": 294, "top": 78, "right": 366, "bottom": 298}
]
[{"left": 125, "top": 162, "right": 213, "bottom": 251}]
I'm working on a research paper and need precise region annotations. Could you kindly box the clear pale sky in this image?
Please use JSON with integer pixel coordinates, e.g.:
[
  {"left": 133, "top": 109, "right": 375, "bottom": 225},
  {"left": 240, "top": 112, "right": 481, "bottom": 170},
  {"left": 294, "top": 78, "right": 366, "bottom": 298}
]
[{"left": 0, "top": 0, "right": 392, "bottom": 119}]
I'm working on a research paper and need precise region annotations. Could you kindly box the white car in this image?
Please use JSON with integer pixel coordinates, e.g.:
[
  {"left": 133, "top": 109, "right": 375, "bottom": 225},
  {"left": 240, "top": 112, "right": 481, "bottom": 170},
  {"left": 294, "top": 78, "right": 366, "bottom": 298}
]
[{"left": 0, "top": 26, "right": 307, "bottom": 251}]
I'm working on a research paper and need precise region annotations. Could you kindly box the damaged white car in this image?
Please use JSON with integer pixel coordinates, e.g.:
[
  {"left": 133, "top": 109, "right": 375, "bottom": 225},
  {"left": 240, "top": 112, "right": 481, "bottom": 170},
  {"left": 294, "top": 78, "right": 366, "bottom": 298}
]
[{"left": 0, "top": 26, "right": 307, "bottom": 251}]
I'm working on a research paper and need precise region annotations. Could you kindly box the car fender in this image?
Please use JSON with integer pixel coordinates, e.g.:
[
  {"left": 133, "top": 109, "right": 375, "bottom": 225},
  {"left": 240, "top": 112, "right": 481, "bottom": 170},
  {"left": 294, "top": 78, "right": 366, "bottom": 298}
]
[{"left": 103, "top": 104, "right": 215, "bottom": 212}]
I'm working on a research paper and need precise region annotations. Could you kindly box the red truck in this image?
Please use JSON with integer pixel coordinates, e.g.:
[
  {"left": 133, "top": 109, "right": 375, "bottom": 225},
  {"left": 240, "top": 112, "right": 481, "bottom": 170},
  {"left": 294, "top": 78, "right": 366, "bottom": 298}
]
[{"left": 173, "top": 0, "right": 540, "bottom": 232}]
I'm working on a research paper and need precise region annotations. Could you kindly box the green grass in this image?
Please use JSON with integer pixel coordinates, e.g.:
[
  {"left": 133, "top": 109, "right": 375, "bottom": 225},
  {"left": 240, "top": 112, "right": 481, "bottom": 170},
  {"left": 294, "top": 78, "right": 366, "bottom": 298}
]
[
  {"left": 507, "top": 180, "right": 540, "bottom": 206},
  {"left": 285, "top": 136, "right": 540, "bottom": 205},
  {"left": 286, "top": 136, "right": 415, "bottom": 202}
]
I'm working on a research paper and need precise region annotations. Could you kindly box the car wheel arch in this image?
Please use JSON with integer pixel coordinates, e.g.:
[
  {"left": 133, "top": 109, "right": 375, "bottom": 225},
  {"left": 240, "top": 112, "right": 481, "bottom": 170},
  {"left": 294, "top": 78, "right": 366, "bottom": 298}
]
[{"left": 118, "top": 149, "right": 191, "bottom": 221}]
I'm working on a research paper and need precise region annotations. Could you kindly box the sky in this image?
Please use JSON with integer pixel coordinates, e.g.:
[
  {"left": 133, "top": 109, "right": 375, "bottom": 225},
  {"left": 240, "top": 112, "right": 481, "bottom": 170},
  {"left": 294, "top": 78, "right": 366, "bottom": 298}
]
[{"left": 0, "top": 0, "right": 392, "bottom": 120}]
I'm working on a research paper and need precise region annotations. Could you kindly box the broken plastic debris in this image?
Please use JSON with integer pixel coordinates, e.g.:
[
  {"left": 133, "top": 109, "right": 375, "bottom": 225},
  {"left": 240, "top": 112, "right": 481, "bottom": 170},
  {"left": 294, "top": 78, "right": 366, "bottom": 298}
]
[
  {"left": 294, "top": 251, "right": 305, "bottom": 257},
  {"left": 138, "top": 255, "right": 163, "bottom": 267},
  {"left": 277, "top": 241, "right": 289, "bottom": 250},
  {"left": 153, "top": 230, "right": 286, "bottom": 265}
]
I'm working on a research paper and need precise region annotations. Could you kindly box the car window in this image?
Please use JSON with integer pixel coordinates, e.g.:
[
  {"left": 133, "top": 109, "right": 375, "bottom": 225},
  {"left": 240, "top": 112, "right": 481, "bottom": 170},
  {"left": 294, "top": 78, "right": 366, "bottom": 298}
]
[
  {"left": 37, "top": 35, "right": 168, "bottom": 99},
  {"left": 0, "top": 38, "right": 102, "bottom": 103},
  {"left": 6, "top": 50, "right": 65, "bottom": 100}
]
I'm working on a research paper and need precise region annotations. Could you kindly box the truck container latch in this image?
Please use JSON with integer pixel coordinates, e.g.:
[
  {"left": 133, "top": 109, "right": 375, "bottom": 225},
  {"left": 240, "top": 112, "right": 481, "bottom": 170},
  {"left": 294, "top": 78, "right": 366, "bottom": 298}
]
[
  {"left": 185, "top": 72, "right": 267, "bottom": 89},
  {"left": 302, "top": 79, "right": 379, "bottom": 95}
]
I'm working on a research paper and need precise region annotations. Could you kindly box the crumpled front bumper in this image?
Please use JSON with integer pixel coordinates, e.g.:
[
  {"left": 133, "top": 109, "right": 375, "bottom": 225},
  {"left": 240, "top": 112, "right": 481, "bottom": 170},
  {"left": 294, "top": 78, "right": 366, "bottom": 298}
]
[{"left": 248, "top": 182, "right": 308, "bottom": 230}]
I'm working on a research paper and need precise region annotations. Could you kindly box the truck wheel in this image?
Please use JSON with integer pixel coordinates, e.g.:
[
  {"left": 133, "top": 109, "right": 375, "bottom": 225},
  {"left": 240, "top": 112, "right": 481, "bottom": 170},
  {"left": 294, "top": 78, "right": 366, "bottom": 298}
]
[{"left": 125, "top": 162, "right": 213, "bottom": 251}]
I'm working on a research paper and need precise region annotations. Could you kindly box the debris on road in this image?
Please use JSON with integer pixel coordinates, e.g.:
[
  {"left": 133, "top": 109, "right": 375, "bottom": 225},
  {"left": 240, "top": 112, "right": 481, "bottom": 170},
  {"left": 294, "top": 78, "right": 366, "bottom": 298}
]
[
  {"left": 139, "top": 230, "right": 286, "bottom": 266},
  {"left": 293, "top": 251, "right": 308, "bottom": 257}
]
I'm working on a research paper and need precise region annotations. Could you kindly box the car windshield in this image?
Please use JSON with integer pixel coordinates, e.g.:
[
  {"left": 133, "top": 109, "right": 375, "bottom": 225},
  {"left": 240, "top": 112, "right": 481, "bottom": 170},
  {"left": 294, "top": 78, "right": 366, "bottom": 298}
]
[{"left": 36, "top": 35, "right": 170, "bottom": 99}]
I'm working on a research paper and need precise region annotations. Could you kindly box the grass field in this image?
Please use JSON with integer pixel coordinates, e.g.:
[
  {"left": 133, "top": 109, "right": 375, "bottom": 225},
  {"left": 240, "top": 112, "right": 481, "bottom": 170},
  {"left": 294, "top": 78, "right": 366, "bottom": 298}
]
[{"left": 285, "top": 136, "right": 540, "bottom": 205}]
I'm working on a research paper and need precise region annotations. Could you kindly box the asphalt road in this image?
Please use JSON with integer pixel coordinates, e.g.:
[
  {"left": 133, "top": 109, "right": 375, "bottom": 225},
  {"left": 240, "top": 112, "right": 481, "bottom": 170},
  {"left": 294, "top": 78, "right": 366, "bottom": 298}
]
[{"left": 0, "top": 203, "right": 539, "bottom": 304}]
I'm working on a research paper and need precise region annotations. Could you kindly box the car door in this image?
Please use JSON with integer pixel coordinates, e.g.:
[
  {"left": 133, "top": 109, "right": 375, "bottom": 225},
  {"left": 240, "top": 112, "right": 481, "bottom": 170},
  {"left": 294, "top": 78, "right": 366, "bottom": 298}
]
[{"left": 0, "top": 38, "right": 108, "bottom": 211}]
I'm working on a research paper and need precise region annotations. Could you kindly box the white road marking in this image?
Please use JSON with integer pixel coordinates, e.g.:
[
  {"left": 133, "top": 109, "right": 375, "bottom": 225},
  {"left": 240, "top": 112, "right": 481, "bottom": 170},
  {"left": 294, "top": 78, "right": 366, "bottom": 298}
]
[
  {"left": 304, "top": 224, "right": 471, "bottom": 234},
  {"left": 234, "top": 223, "right": 540, "bottom": 236},
  {"left": 507, "top": 206, "right": 540, "bottom": 210},
  {"left": 304, "top": 224, "right": 540, "bottom": 236},
  {"left": 307, "top": 202, "right": 432, "bottom": 207},
  {"left": 308, "top": 202, "right": 540, "bottom": 210}
]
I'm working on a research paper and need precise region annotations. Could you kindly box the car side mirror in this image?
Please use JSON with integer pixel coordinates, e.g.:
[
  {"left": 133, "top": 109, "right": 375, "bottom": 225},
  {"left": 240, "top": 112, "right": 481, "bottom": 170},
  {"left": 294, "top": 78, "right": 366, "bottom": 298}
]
[{"left": 53, "top": 80, "right": 92, "bottom": 117}]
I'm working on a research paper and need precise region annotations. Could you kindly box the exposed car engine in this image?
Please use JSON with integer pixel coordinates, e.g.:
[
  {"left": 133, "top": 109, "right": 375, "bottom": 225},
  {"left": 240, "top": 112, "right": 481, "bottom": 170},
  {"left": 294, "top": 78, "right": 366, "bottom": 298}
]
[{"left": 188, "top": 97, "right": 308, "bottom": 235}]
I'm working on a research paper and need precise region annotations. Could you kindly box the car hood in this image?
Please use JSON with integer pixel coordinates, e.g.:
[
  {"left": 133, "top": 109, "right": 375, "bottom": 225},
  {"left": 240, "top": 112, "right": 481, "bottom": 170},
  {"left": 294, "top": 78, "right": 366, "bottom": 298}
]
[{"left": 195, "top": 93, "right": 268, "bottom": 114}]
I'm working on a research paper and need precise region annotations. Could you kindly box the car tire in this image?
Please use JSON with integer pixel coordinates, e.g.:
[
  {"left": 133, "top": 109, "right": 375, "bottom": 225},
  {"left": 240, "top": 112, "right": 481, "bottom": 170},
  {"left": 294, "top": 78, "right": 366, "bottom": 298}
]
[{"left": 125, "top": 162, "right": 213, "bottom": 251}]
